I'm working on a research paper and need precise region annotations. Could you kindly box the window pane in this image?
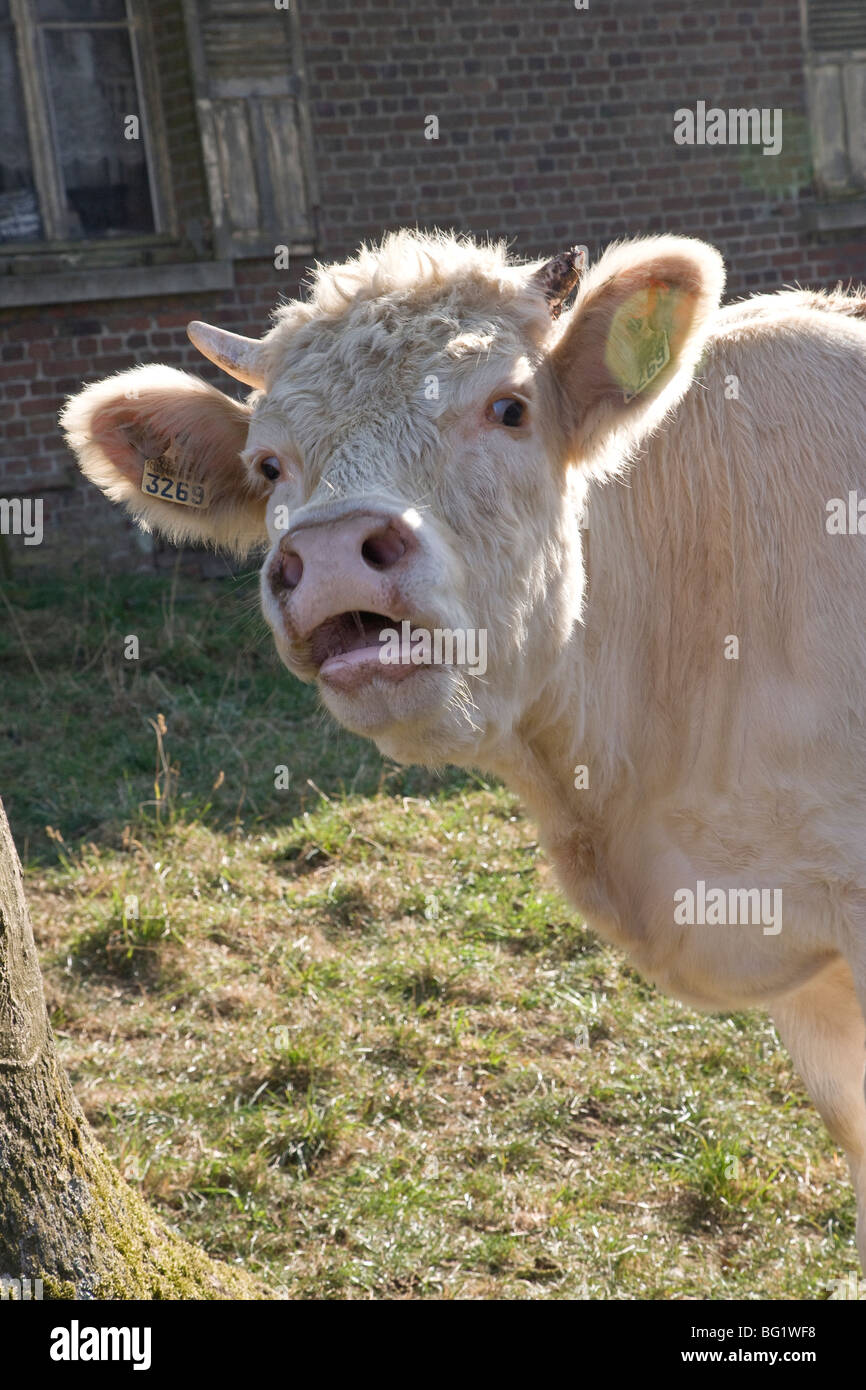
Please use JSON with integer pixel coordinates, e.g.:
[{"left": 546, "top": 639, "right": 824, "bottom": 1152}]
[
  {"left": 36, "top": 1, "right": 127, "bottom": 21},
  {"left": 0, "top": 21, "right": 43, "bottom": 242},
  {"left": 42, "top": 25, "right": 154, "bottom": 237}
]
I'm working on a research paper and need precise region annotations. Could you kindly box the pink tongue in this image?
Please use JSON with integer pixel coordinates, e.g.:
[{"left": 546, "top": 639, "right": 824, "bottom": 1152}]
[
  {"left": 320, "top": 641, "right": 420, "bottom": 688},
  {"left": 322, "top": 645, "right": 383, "bottom": 670}
]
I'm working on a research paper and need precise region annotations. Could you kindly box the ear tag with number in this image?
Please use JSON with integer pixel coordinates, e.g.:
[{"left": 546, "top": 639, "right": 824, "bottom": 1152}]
[
  {"left": 620, "top": 317, "right": 670, "bottom": 403},
  {"left": 140, "top": 439, "right": 210, "bottom": 509},
  {"left": 606, "top": 281, "right": 678, "bottom": 404}
]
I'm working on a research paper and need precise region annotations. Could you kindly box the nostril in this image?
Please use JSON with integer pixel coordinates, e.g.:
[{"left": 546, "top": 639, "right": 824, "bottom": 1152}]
[
  {"left": 361, "top": 524, "right": 407, "bottom": 570},
  {"left": 272, "top": 548, "right": 303, "bottom": 592}
]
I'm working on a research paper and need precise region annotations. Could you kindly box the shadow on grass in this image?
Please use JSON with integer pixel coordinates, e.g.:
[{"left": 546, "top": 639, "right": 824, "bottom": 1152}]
[{"left": 0, "top": 567, "right": 480, "bottom": 864}]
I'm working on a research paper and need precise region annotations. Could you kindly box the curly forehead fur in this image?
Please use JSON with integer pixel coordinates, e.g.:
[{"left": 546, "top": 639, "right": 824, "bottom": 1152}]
[
  {"left": 254, "top": 230, "right": 555, "bottom": 416},
  {"left": 276, "top": 229, "right": 552, "bottom": 335}
]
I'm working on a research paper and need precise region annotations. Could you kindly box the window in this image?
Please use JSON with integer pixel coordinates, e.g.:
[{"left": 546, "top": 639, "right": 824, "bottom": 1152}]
[
  {"left": 803, "top": 0, "right": 866, "bottom": 203},
  {"left": 0, "top": 0, "right": 168, "bottom": 246},
  {"left": 0, "top": 0, "right": 316, "bottom": 302}
]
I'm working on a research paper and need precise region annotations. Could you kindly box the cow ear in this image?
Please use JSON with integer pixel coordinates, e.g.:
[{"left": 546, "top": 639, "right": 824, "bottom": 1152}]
[
  {"left": 61, "top": 365, "right": 268, "bottom": 554},
  {"left": 547, "top": 236, "right": 725, "bottom": 466}
]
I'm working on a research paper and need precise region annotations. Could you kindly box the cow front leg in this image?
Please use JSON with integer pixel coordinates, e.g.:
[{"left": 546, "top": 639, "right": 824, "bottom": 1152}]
[{"left": 769, "top": 956, "right": 866, "bottom": 1279}]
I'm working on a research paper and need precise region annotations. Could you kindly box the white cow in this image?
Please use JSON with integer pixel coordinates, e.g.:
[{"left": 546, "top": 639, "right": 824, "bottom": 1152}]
[{"left": 62, "top": 231, "right": 866, "bottom": 1273}]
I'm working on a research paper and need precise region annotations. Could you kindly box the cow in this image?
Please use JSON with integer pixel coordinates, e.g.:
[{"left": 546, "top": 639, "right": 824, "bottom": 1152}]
[{"left": 61, "top": 230, "right": 866, "bottom": 1274}]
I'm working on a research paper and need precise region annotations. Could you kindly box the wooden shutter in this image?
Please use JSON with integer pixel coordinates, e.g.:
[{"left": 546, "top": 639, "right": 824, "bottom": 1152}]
[
  {"left": 804, "top": 1, "right": 866, "bottom": 196},
  {"left": 807, "top": 0, "right": 866, "bottom": 52},
  {"left": 182, "top": 0, "right": 317, "bottom": 258}
]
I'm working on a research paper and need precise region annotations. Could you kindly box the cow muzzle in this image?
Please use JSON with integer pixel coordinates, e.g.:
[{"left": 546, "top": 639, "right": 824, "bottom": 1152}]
[{"left": 265, "top": 508, "right": 425, "bottom": 692}]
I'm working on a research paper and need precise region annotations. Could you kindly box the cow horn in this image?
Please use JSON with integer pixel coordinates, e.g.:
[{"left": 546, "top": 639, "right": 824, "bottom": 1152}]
[
  {"left": 186, "top": 321, "right": 265, "bottom": 388},
  {"left": 531, "top": 245, "right": 589, "bottom": 320}
]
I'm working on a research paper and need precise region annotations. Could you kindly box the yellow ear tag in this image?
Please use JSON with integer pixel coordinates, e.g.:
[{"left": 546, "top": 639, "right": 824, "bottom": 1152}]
[
  {"left": 606, "top": 283, "right": 677, "bottom": 403},
  {"left": 620, "top": 319, "right": 670, "bottom": 403}
]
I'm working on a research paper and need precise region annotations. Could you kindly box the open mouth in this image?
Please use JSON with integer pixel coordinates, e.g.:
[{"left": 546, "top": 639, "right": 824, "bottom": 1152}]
[{"left": 309, "top": 610, "right": 422, "bottom": 690}]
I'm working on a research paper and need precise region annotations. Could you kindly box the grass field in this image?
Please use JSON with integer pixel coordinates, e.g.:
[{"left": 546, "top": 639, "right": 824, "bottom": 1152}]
[{"left": 0, "top": 566, "right": 859, "bottom": 1299}]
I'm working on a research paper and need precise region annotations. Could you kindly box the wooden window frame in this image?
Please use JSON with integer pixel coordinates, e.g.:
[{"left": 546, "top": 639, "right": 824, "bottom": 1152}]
[{"left": 3, "top": 0, "right": 176, "bottom": 254}]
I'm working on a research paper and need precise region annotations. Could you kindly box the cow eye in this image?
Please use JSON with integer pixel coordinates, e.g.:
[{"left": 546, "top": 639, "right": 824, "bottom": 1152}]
[
  {"left": 259, "top": 456, "right": 281, "bottom": 481},
  {"left": 486, "top": 397, "right": 526, "bottom": 428}
]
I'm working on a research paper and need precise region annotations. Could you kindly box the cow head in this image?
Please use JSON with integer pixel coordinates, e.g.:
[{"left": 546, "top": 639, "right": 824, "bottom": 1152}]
[{"left": 61, "top": 232, "right": 724, "bottom": 767}]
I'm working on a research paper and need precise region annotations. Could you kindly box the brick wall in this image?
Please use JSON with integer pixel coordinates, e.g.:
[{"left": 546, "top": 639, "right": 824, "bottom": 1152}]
[{"left": 2, "top": 0, "right": 865, "bottom": 572}]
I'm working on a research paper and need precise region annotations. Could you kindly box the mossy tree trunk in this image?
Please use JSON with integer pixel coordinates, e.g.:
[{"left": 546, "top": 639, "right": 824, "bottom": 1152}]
[{"left": 0, "top": 797, "right": 265, "bottom": 1299}]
